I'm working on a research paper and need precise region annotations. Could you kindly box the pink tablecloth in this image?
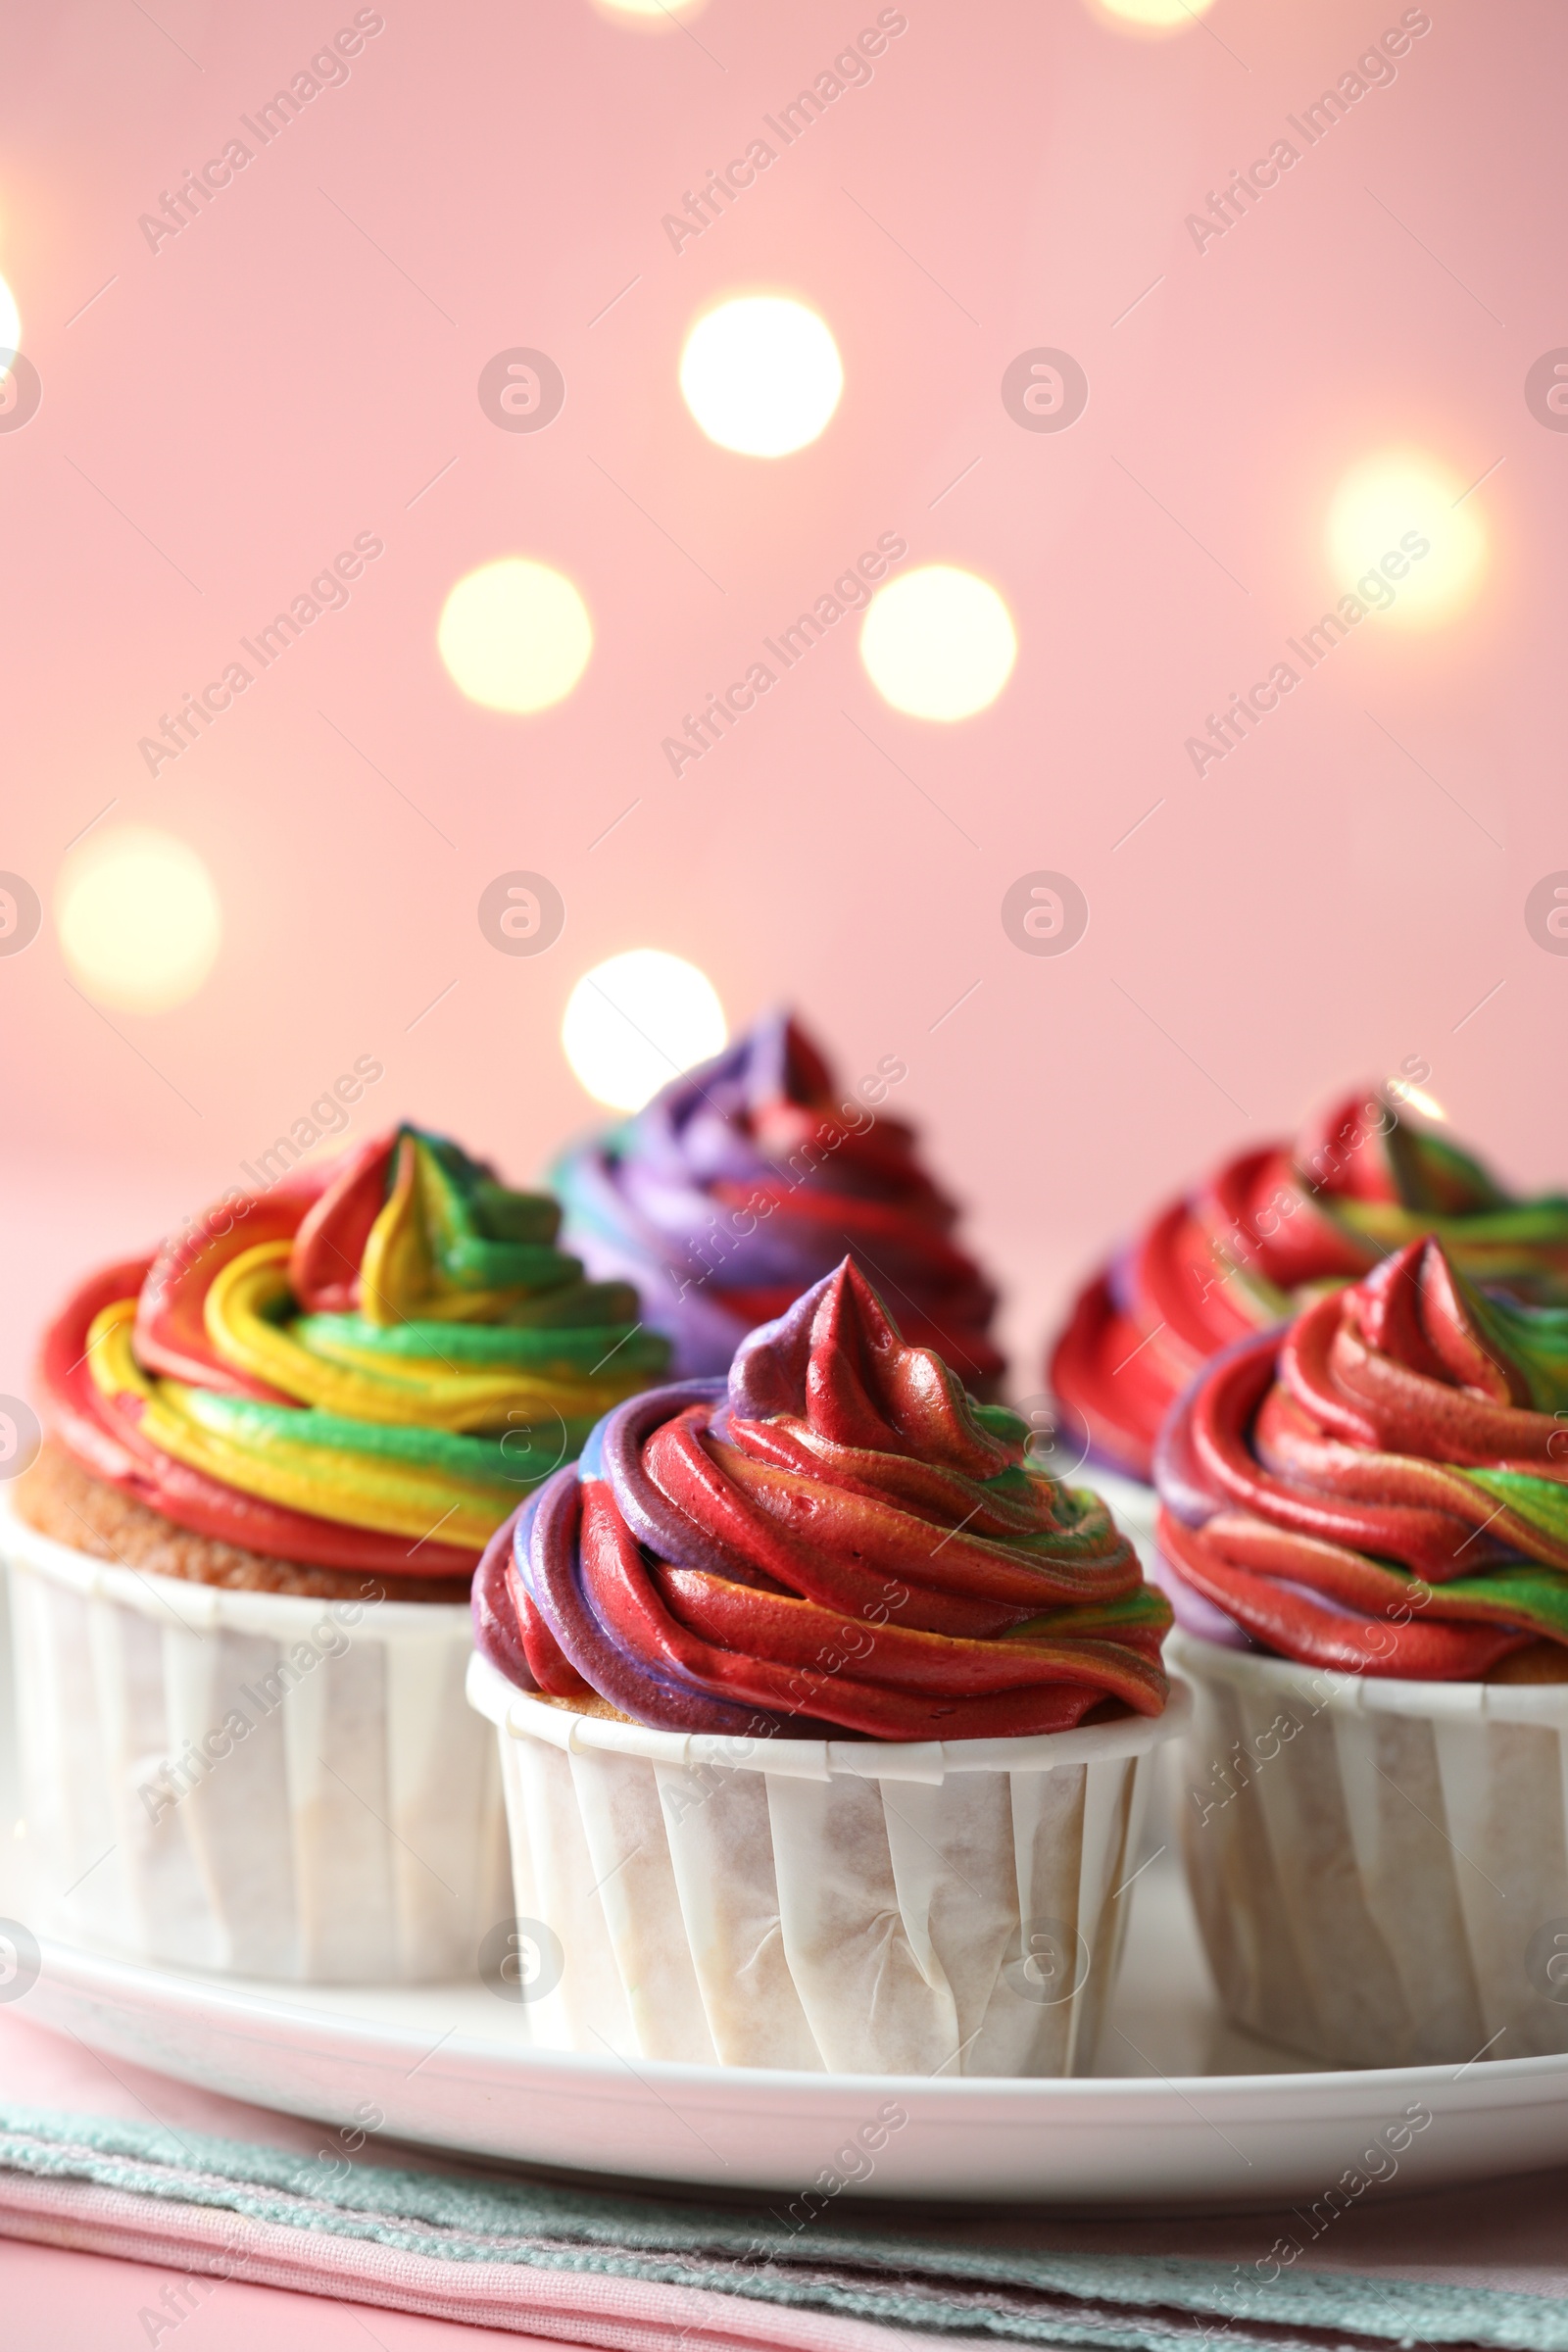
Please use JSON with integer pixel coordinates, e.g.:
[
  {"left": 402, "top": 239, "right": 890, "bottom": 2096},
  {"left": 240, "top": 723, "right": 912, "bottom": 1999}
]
[
  {"left": 0, "top": 2011, "right": 1011, "bottom": 2352},
  {"left": 1, "top": 2235, "right": 534, "bottom": 2351},
  {"left": 0, "top": 2010, "right": 522, "bottom": 2347},
  {"left": 6, "top": 1999, "right": 1568, "bottom": 2351}
]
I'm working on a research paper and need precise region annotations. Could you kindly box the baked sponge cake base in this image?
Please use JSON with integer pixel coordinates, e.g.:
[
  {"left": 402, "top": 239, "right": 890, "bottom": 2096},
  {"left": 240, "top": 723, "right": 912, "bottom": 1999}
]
[{"left": 14, "top": 1443, "right": 466, "bottom": 1603}]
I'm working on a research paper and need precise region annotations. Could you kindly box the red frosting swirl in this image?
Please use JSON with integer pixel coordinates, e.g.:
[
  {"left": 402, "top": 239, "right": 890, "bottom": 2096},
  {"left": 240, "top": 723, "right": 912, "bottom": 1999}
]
[
  {"left": 487, "top": 1260, "right": 1172, "bottom": 1739},
  {"left": 1052, "top": 1087, "right": 1568, "bottom": 1478},
  {"left": 1156, "top": 1239, "right": 1568, "bottom": 1678}
]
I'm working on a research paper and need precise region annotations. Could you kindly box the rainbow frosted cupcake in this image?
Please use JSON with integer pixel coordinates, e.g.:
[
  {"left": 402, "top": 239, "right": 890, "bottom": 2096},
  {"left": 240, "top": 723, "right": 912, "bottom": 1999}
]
[
  {"left": 468, "top": 1260, "right": 1184, "bottom": 2074},
  {"left": 1157, "top": 1237, "right": 1568, "bottom": 2064},
  {"left": 7, "top": 1125, "right": 666, "bottom": 1982},
  {"left": 1052, "top": 1084, "right": 1568, "bottom": 1481},
  {"left": 552, "top": 1008, "right": 1004, "bottom": 1396}
]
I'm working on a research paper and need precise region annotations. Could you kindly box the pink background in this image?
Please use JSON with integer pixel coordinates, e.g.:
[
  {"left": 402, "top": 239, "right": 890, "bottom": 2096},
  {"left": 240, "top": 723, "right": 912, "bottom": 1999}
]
[{"left": 1, "top": 0, "right": 1563, "bottom": 1406}]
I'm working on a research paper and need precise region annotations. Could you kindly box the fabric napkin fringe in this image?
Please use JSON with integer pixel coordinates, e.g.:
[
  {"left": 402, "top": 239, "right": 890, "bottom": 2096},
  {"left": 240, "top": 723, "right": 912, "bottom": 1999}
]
[{"left": 2, "top": 2107, "right": 1566, "bottom": 2352}]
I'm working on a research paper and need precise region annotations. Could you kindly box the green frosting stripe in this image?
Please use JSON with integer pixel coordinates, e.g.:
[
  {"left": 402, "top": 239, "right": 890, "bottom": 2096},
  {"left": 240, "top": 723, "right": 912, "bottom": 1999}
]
[
  {"left": 1006, "top": 1586, "right": 1172, "bottom": 1642},
  {"left": 1424, "top": 1564, "right": 1568, "bottom": 1642},
  {"left": 296, "top": 1314, "right": 667, "bottom": 1376},
  {"left": 180, "top": 1385, "right": 599, "bottom": 1488},
  {"left": 1464, "top": 1469, "right": 1568, "bottom": 1544},
  {"left": 418, "top": 1139, "right": 571, "bottom": 1290}
]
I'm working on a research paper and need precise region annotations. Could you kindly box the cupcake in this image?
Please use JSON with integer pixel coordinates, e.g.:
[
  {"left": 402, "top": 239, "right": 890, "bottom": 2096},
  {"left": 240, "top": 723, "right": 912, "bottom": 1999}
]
[
  {"left": 6, "top": 1124, "right": 667, "bottom": 1983},
  {"left": 1052, "top": 1084, "right": 1568, "bottom": 1481},
  {"left": 467, "top": 1259, "right": 1185, "bottom": 2075},
  {"left": 551, "top": 1007, "right": 1004, "bottom": 1396},
  {"left": 1156, "top": 1236, "right": 1568, "bottom": 2065}
]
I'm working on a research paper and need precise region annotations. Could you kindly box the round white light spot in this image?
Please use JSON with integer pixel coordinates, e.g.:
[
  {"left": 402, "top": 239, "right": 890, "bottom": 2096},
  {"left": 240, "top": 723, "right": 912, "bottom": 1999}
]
[
  {"left": 438, "top": 558, "right": 592, "bottom": 711},
  {"left": 0, "top": 272, "right": 19, "bottom": 372},
  {"left": 56, "top": 825, "right": 221, "bottom": 1013},
  {"left": 562, "top": 951, "right": 727, "bottom": 1112},
  {"left": 1091, "top": 0, "right": 1216, "bottom": 24},
  {"left": 1325, "top": 450, "right": 1487, "bottom": 632},
  {"left": 860, "top": 564, "right": 1017, "bottom": 721},
  {"left": 679, "top": 296, "right": 843, "bottom": 458}
]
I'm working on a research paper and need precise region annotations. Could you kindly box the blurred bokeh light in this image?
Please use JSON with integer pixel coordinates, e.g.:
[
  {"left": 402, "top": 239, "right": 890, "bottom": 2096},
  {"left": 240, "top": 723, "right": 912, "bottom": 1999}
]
[
  {"left": 860, "top": 564, "right": 1017, "bottom": 719},
  {"left": 680, "top": 296, "right": 843, "bottom": 459},
  {"left": 0, "top": 271, "right": 19, "bottom": 373},
  {"left": 562, "top": 950, "right": 727, "bottom": 1109},
  {"left": 1325, "top": 450, "right": 1488, "bottom": 632},
  {"left": 56, "top": 826, "right": 221, "bottom": 1013},
  {"left": 594, "top": 0, "right": 707, "bottom": 17},
  {"left": 1091, "top": 0, "right": 1217, "bottom": 26},
  {"left": 438, "top": 558, "right": 594, "bottom": 710}
]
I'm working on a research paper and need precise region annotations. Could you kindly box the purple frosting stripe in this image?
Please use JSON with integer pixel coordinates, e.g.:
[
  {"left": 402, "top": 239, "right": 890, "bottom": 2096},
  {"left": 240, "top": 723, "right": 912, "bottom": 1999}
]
[
  {"left": 1152, "top": 1323, "right": 1296, "bottom": 1652},
  {"left": 726, "top": 1274, "right": 829, "bottom": 1422},
  {"left": 596, "top": 1380, "right": 734, "bottom": 1574},
  {"left": 553, "top": 1008, "right": 958, "bottom": 1379},
  {"left": 1152, "top": 1326, "right": 1285, "bottom": 1531},
  {"left": 470, "top": 1500, "right": 537, "bottom": 1688},
  {"left": 481, "top": 1287, "right": 886, "bottom": 1739},
  {"left": 524, "top": 1449, "right": 788, "bottom": 1736}
]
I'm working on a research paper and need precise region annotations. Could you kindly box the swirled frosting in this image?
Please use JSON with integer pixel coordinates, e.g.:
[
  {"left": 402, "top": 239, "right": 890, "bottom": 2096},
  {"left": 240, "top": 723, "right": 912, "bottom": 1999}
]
[
  {"left": 1052, "top": 1087, "right": 1568, "bottom": 1480},
  {"left": 474, "top": 1258, "right": 1170, "bottom": 1738},
  {"left": 39, "top": 1127, "right": 668, "bottom": 1578},
  {"left": 1155, "top": 1238, "right": 1568, "bottom": 1677},
  {"left": 552, "top": 1010, "right": 1004, "bottom": 1395}
]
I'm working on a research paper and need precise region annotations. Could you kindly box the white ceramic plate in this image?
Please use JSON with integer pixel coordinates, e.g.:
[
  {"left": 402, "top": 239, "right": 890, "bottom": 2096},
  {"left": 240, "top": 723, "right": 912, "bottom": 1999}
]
[
  {"left": 12, "top": 1820, "right": 1568, "bottom": 2208},
  {"left": 5, "top": 1567, "right": 1567, "bottom": 2211}
]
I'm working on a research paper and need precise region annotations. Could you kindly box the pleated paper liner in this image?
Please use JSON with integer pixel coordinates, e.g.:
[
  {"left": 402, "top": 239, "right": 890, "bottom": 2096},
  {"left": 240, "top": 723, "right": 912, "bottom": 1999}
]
[
  {"left": 3, "top": 1497, "right": 509, "bottom": 1984},
  {"left": 1171, "top": 1628, "right": 1568, "bottom": 2068},
  {"left": 466, "top": 1646, "right": 1190, "bottom": 2075}
]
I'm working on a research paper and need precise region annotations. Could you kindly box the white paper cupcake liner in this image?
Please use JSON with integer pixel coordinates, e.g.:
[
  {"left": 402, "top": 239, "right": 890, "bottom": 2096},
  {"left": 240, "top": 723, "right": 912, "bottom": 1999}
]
[
  {"left": 1170, "top": 1629, "right": 1568, "bottom": 2067},
  {"left": 466, "top": 1649, "right": 1191, "bottom": 2075},
  {"left": 2, "top": 1496, "right": 509, "bottom": 1983}
]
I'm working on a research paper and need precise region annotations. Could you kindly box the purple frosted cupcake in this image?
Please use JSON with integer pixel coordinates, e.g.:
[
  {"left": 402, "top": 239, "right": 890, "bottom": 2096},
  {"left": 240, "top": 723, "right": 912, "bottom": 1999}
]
[{"left": 551, "top": 1010, "right": 1004, "bottom": 1394}]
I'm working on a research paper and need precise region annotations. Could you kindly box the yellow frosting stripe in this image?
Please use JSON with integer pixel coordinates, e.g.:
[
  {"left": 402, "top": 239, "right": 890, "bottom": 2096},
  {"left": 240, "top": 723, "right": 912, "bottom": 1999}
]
[
  {"left": 85, "top": 1291, "right": 512, "bottom": 1544},
  {"left": 74, "top": 1125, "right": 669, "bottom": 1561},
  {"left": 86, "top": 1298, "right": 154, "bottom": 1400},
  {"left": 205, "top": 1241, "right": 643, "bottom": 1431},
  {"left": 357, "top": 1132, "right": 568, "bottom": 1326},
  {"left": 292, "top": 1328, "right": 647, "bottom": 1422},
  {"left": 201, "top": 1240, "right": 299, "bottom": 1377},
  {"left": 138, "top": 1383, "right": 515, "bottom": 1547},
  {"left": 360, "top": 1130, "right": 433, "bottom": 1327},
  {"left": 84, "top": 1270, "right": 524, "bottom": 1545}
]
